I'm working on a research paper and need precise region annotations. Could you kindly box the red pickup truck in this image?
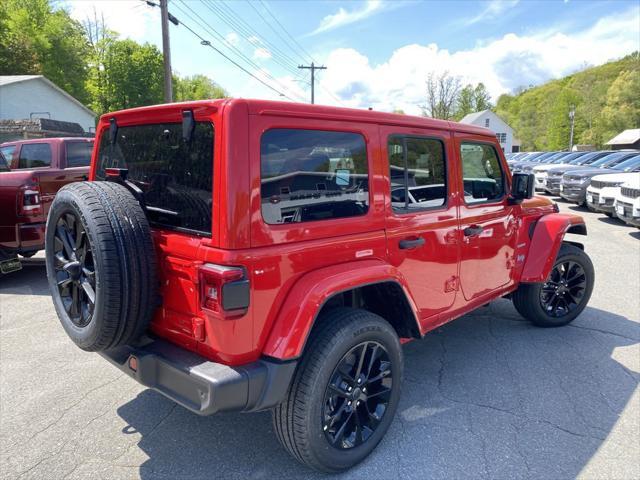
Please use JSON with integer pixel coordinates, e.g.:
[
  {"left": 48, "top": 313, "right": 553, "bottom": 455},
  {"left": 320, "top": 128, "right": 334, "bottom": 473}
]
[{"left": 0, "top": 137, "right": 93, "bottom": 273}]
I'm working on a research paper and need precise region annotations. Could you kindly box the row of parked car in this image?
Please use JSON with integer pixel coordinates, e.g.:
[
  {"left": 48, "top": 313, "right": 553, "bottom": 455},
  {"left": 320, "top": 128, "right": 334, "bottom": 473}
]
[{"left": 505, "top": 150, "right": 640, "bottom": 227}]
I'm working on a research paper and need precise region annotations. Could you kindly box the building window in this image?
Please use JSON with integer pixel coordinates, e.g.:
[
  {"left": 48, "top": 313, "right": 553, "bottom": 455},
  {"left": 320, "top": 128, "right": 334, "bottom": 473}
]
[
  {"left": 496, "top": 133, "right": 507, "bottom": 143},
  {"left": 260, "top": 129, "right": 369, "bottom": 224},
  {"left": 388, "top": 136, "right": 446, "bottom": 212},
  {"left": 485, "top": 118, "right": 490, "bottom": 128}
]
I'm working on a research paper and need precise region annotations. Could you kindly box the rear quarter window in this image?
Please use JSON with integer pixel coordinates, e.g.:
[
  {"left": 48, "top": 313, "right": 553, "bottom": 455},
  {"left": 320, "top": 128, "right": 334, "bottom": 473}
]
[
  {"left": 260, "top": 129, "right": 369, "bottom": 224},
  {"left": 96, "top": 122, "right": 214, "bottom": 235}
]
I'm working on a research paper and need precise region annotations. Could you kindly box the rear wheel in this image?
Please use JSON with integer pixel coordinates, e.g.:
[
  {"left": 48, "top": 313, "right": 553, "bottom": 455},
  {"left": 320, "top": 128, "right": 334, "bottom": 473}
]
[
  {"left": 272, "top": 308, "right": 402, "bottom": 472},
  {"left": 513, "top": 243, "right": 594, "bottom": 327}
]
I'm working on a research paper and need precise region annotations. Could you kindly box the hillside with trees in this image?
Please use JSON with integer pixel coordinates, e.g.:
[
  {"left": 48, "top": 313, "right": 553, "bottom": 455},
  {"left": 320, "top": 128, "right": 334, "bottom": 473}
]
[
  {"left": 495, "top": 53, "right": 639, "bottom": 151},
  {"left": 0, "top": 0, "right": 227, "bottom": 117}
]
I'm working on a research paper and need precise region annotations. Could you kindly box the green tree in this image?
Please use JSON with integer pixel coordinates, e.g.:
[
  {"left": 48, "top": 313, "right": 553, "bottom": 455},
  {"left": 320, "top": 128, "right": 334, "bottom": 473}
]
[
  {"left": 454, "top": 83, "right": 493, "bottom": 121},
  {"left": 0, "top": 0, "right": 89, "bottom": 102},
  {"left": 173, "top": 74, "right": 227, "bottom": 101},
  {"left": 455, "top": 85, "right": 475, "bottom": 121},
  {"left": 493, "top": 52, "right": 639, "bottom": 149},
  {"left": 473, "top": 83, "right": 492, "bottom": 111},
  {"left": 85, "top": 30, "right": 164, "bottom": 114},
  {"left": 600, "top": 69, "right": 640, "bottom": 141}
]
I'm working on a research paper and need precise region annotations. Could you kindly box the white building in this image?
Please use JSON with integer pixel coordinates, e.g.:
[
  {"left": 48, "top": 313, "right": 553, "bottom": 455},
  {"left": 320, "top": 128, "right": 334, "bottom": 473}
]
[
  {"left": 0, "top": 75, "right": 96, "bottom": 132},
  {"left": 459, "top": 110, "right": 517, "bottom": 153}
]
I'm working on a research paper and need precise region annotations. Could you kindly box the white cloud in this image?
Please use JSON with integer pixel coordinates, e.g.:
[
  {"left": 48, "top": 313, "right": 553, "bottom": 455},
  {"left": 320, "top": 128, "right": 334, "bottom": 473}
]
[
  {"left": 301, "top": 5, "right": 640, "bottom": 114},
  {"left": 253, "top": 47, "right": 272, "bottom": 61},
  {"left": 308, "top": 0, "right": 384, "bottom": 36},
  {"left": 66, "top": 0, "right": 158, "bottom": 41},
  {"left": 462, "top": 0, "right": 520, "bottom": 26},
  {"left": 225, "top": 32, "right": 240, "bottom": 47}
]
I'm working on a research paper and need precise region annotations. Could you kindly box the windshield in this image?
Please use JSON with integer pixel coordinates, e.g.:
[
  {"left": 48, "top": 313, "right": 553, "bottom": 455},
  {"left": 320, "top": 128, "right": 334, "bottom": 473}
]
[
  {"left": 612, "top": 155, "right": 640, "bottom": 172},
  {"left": 592, "top": 152, "right": 635, "bottom": 168},
  {"left": 96, "top": 121, "right": 214, "bottom": 235},
  {"left": 564, "top": 153, "right": 588, "bottom": 164}
]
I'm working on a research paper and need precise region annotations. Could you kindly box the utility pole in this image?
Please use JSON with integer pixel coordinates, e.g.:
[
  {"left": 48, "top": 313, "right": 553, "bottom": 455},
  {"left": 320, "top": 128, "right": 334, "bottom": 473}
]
[
  {"left": 298, "top": 62, "right": 326, "bottom": 104},
  {"left": 160, "top": 0, "right": 173, "bottom": 102},
  {"left": 568, "top": 104, "right": 576, "bottom": 151}
]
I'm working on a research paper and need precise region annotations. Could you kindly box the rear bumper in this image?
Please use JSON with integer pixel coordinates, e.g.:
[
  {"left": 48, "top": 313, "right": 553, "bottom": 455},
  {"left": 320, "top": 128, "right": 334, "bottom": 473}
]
[
  {"left": 100, "top": 337, "right": 297, "bottom": 415},
  {"left": 0, "top": 222, "right": 45, "bottom": 254}
]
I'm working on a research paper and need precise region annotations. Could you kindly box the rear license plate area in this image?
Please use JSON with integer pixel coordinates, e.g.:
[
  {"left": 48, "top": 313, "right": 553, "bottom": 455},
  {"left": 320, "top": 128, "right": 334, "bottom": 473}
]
[{"left": 0, "top": 258, "right": 22, "bottom": 274}]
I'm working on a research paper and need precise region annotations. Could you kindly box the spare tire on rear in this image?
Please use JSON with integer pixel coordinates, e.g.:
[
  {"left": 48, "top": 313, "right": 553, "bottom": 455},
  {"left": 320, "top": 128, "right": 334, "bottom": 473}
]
[{"left": 45, "top": 181, "right": 157, "bottom": 351}]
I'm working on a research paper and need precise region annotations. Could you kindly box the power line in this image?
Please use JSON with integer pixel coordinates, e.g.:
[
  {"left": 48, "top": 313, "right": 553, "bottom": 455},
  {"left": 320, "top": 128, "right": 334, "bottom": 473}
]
[
  {"left": 153, "top": 6, "right": 297, "bottom": 101},
  {"left": 257, "top": 0, "right": 316, "bottom": 64},
  {"left": 253, "top": 1, "right": 345, "bottom": 106},
  {"left": 173, "top": 0, "right": 306, "bottom": 102},
  {"left": 202, "top": 0, "right": 306, "bottom": 81}
]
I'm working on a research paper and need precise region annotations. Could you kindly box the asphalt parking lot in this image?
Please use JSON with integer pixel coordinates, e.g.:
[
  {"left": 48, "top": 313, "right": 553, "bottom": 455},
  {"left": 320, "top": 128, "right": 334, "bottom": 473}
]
[{"left": 1, "top": 200, "right": 639, "bottom": 480}]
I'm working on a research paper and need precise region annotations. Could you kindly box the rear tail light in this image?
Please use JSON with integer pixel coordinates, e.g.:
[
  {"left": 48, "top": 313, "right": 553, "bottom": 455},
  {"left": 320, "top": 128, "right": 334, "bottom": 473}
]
[
  {"left": 199, "top": 263, "right": 249, "bottom": 316},
  {"left": 18, "top": 182, "right": 42, "bottom": 216}
]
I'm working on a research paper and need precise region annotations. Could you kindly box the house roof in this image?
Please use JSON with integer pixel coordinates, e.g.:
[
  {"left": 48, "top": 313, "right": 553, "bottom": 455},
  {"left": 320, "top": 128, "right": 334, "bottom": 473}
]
[
  {"left": 605, "top": 129, "right": 640, "bottom": 146},
  {"left": 0, "top": 75, "right": 96, "bottom": 117},
  {"left": 459, "top": 109, "right": 513, "bottom": 129},
  {"left": 459, "top": 110, "right": 491, "bottom": 124}
]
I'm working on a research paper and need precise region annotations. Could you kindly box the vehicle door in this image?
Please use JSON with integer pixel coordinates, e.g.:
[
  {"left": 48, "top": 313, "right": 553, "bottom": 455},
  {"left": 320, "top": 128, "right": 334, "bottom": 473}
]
[
  {"left": 454, "top": 133, "right": 518, "bottom": 301},
  {"left": 381, "top": 126, "right": 460, "bottom": 331},
  {"left": 15, "top": 142, "right": 59, "bottom": 216},
  {"left": 62, "top": 140, "right": 93, "bottom": 182}
]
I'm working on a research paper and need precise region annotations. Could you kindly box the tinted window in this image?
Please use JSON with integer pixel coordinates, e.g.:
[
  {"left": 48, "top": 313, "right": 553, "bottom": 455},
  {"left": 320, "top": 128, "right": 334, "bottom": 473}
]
[
  {"left": 260, "top": 129, "right": 368, "bottom": 224},
  {"left": 18, "top": 143, "right": 52, "bottom": 168},
  {"left": 461, "top": 143, "right": 505, "bottom": 204},
  {"left": 613, "top": 156, "right": 640, "bottom": 172},
  {"left": 0, "top": 145, "right": 16, "bottom": 165},
  {"left": 96, "top": 122, "right": 214, "bottom": 235},
  {"left": 66, "top": 141, "right": 94, "bottom": 167},
  {"left": 0, "top": 152, "right": 9, "bottom": 171},
  {"left": 388, "top": 136, "right": 446, "bottom": 211}
]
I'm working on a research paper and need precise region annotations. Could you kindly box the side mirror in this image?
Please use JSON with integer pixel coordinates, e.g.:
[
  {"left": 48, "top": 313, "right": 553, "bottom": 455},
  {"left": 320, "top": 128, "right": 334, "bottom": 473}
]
[{"left": 510, "top": 173, "right": 534, "bottom": 203}]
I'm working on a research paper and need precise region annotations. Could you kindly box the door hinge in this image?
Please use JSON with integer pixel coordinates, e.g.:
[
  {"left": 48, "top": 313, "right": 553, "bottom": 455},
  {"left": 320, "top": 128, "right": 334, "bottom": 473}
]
[{"left": 445, "top": 276, "right": 459, "bottom": 292}]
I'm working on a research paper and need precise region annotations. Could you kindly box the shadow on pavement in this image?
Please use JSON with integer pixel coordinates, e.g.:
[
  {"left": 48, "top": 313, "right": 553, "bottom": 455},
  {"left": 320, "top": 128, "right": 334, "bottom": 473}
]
[
  {"left": 116, "top": 300, "right": 639, "bottom": 479},
  {"left": 596, "top": 215, "right": 626, "bottom": 226},
  {"left": 0, "top": 257, "right": 50, "bottom": 296},
  {"left": 629, "top": 230, "right": 640, "bottom": 240}
]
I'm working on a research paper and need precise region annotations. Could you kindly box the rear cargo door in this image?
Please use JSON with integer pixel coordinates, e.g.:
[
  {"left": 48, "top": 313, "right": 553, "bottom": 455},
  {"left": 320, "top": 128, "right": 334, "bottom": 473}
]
[{"left": 93, "top": 119, "right": 216, "bottom": 348}]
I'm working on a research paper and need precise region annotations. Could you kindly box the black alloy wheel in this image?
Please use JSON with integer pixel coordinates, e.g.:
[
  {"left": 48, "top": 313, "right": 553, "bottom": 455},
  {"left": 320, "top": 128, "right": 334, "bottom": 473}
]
[
  {"left": 52, "top": 212, "right": 95, "bottom": 327},
  {"left": 322, "top": 341, "right": 393, "bottom": 449},
  {"left": 539, "top": 260, "right": 587, "bottom": 318}
]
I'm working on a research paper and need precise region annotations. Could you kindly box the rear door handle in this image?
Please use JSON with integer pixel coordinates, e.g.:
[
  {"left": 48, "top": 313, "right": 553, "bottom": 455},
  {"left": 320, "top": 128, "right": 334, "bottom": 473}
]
[
  {"left": 399, "top": 237, "right": 425, "bottom": 250},
  {"left": 463, "top": 225, "right": 484, "bottom": 237}
]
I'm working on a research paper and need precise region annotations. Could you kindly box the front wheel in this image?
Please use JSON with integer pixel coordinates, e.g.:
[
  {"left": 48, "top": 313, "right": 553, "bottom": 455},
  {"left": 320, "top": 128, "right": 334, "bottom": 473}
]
[
  {"left": 272, "top": 308, "right": 402, "bottom": 472},
  {"left": 512, "top": 243, "right": 594, "bottom": 327}
]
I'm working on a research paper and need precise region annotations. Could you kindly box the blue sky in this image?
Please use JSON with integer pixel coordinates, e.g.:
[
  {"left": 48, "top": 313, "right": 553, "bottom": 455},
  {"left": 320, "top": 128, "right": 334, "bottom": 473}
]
[{"left": 68, "top": 0, "right": 640, "bottom": 114}]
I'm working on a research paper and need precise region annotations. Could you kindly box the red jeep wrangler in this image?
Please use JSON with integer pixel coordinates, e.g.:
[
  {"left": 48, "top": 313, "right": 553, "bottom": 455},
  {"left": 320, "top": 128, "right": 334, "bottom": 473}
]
[{"left": 45, "top": 99, "right": 594, "bottom": 472}]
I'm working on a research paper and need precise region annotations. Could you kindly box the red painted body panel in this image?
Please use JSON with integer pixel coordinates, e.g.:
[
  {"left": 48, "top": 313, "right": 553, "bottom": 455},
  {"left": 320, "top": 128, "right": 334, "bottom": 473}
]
[
  {"left": 87, "top": 99, "right": 585, "bottom": 366},
  {"left": 0, "top": 138, "right": 91, "bottom": 254},
  {"left": 520, "top": 213, "right": 586, "bottom": 283}
]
